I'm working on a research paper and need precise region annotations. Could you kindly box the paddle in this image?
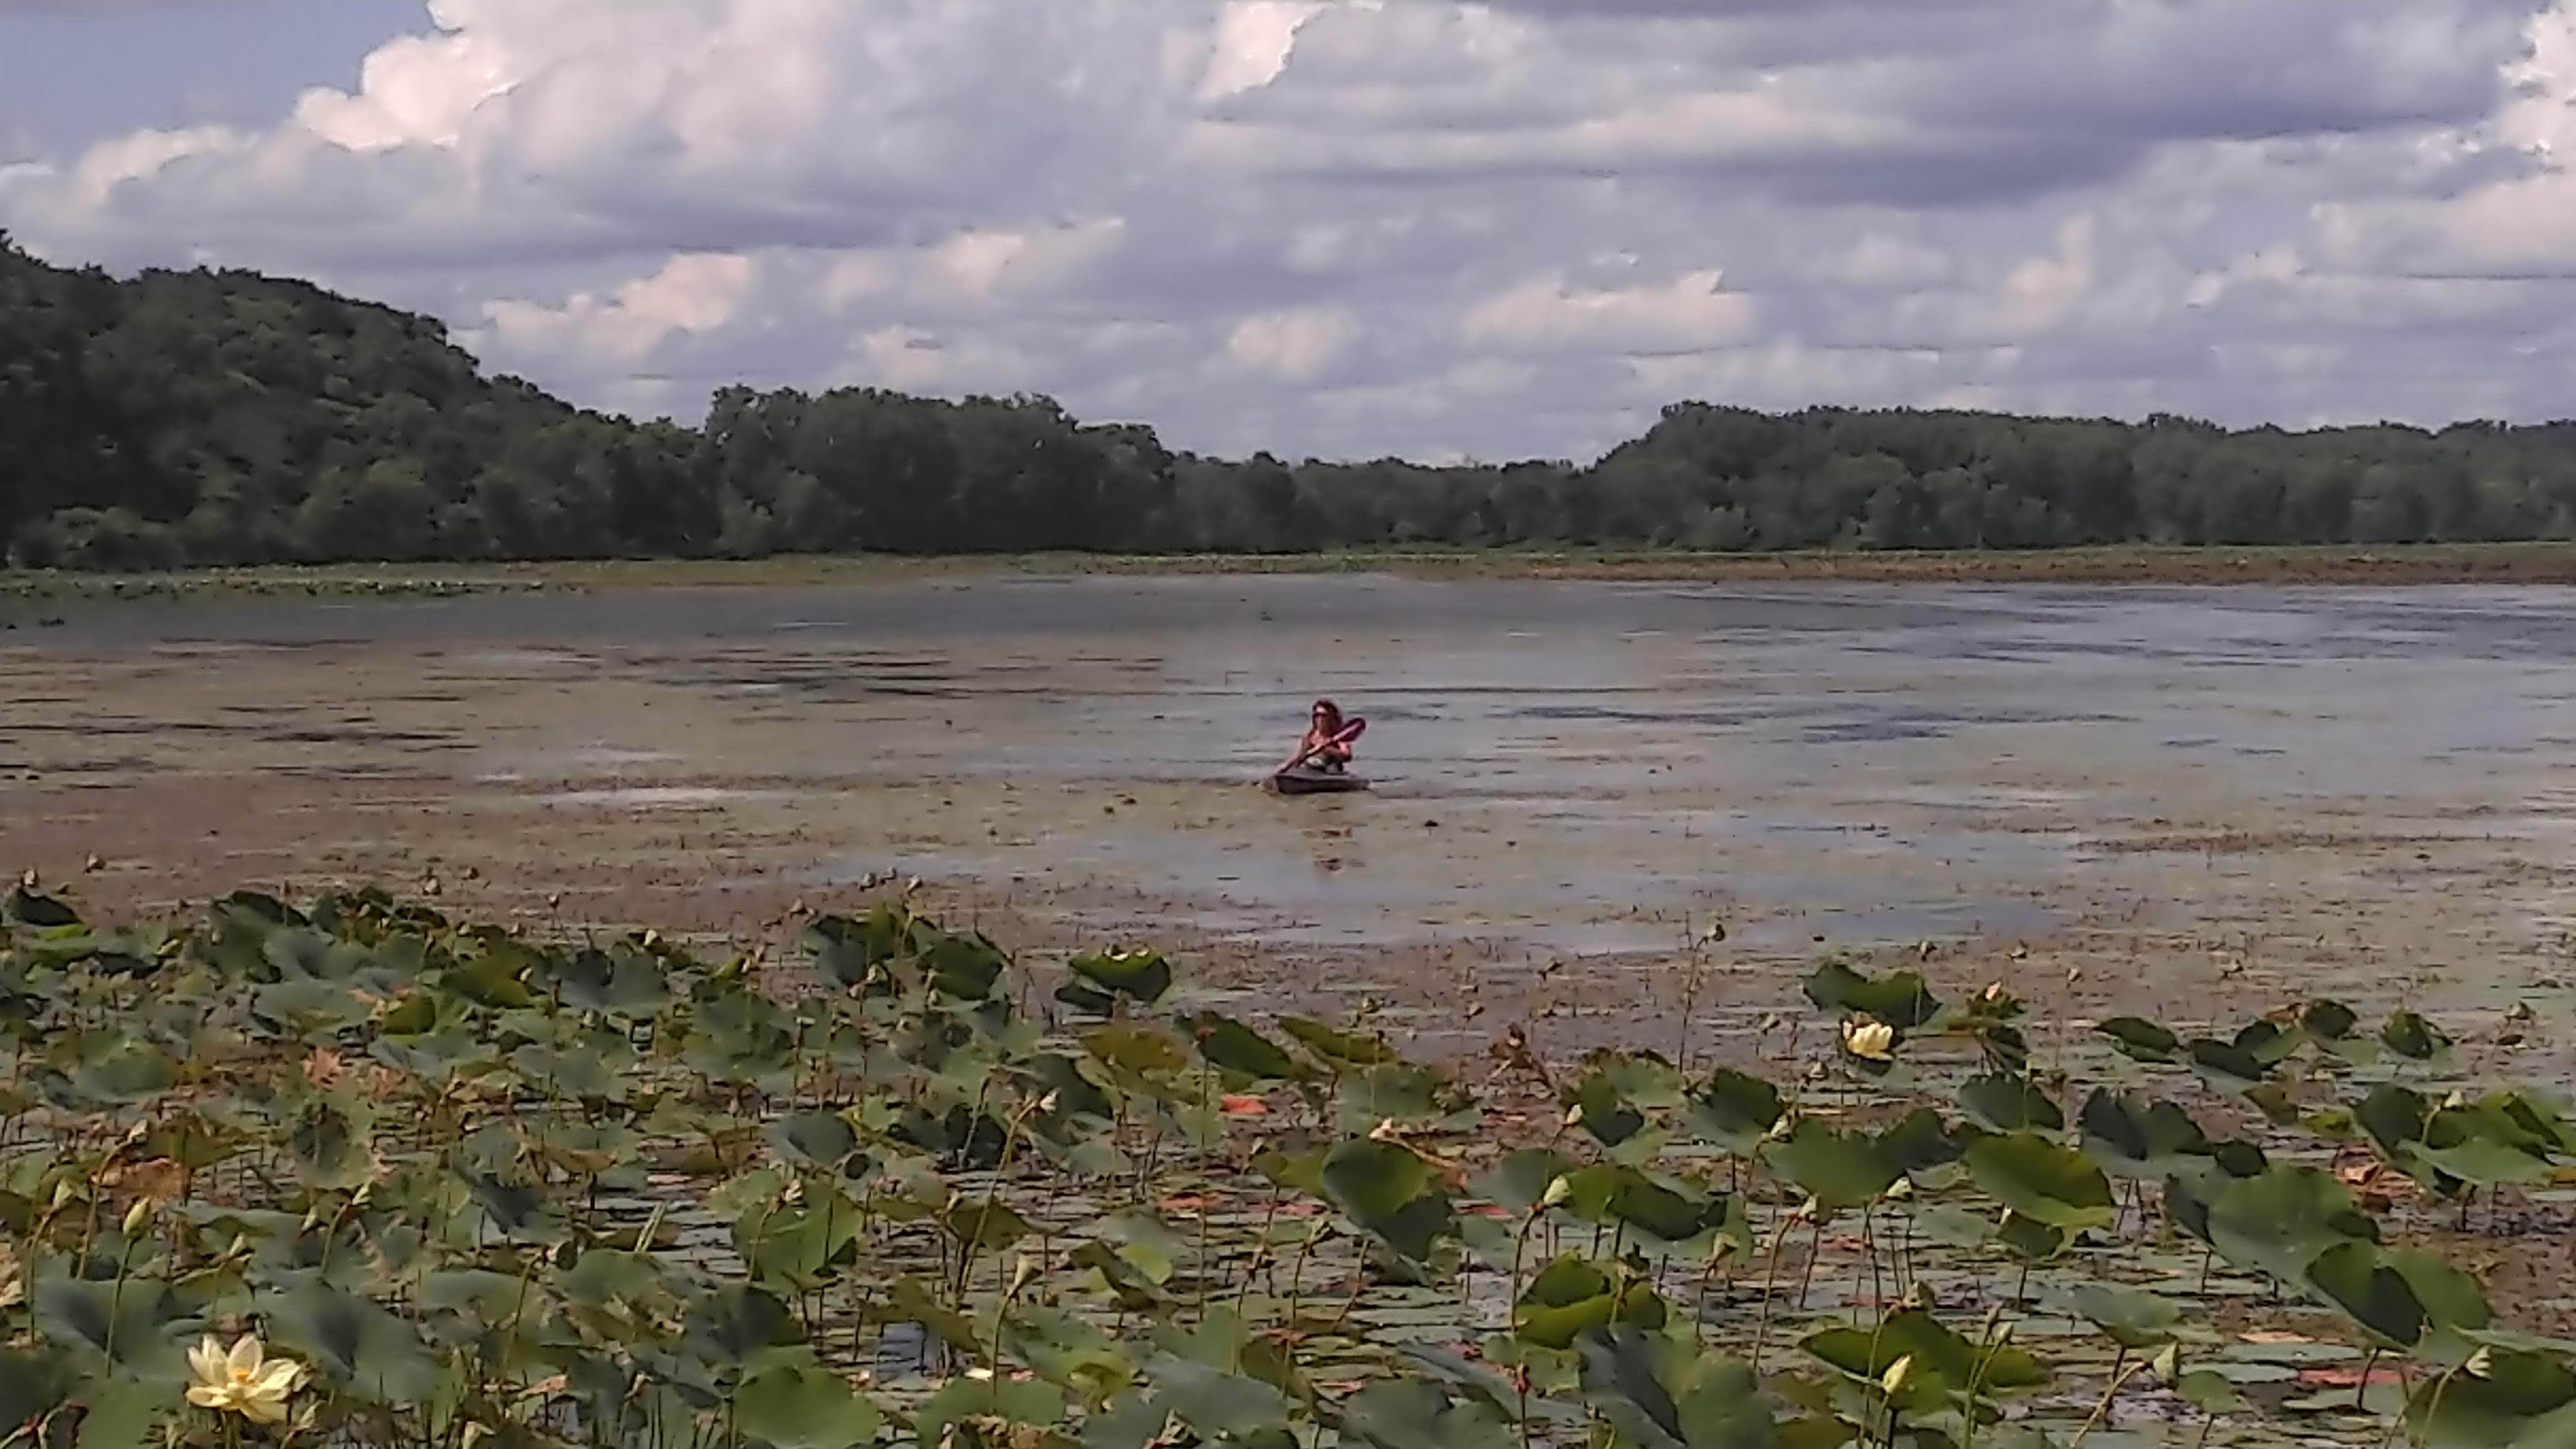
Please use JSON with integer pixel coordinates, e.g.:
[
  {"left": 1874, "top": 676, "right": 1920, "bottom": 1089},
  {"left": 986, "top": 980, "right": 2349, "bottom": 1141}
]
[{"left": 1271, "top": 717, "right": 1365, "bottom": 779}]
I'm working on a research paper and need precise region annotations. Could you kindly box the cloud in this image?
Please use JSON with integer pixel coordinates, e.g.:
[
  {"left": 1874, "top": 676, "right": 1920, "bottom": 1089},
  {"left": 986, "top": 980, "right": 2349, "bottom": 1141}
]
[
  {"left": 4, "top": 0, "right": 2576, "bottom": 459},
  {"left": 1463, "top": 269, "right": 1757, "bottom": 353},
  {"left": 1225, "top": 306, "right": 1359, "bottom": 382}
]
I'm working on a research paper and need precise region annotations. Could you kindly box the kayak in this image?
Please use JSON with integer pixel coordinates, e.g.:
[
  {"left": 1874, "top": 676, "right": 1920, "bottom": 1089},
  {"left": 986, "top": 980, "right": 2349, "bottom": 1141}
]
[{"left": 1266, "top": 768, "right": 1370, "bottom": 796}]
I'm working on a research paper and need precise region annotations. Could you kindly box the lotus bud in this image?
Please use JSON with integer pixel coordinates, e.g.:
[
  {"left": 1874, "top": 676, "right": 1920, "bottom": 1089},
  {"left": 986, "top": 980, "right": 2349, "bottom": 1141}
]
[
  {"left": 1881, "top": 1355, "right": 1913, "bottom": 1395},
  {"left": 1541, "top": 1175, "right": 1575, "bottom": 1209},
  {"left": 2151, "top": 1343, "right": 2181, "bottom": 1384},
  {"left": 1841, "top": 1016, "right": 1896, "bottom": 1061},
  {"left": 1882, "top": 1177, "right": 1913, "bottom": 1202},
  {"left": 1563, "top": 1104, "right": 1585, "bottom": 1128},
  {"left": 1037, "top": 1090, "right": 1063, "bottom": 1115},
  {"left": 48, "top": 1180, "right": 76, "bottom": 1213},
  {"left": 2465, "top": 1347, "right": 2495, "bottom": 1379},
  {"left": 121, "top": 1198, "right": 154, "bottom": 1239}
]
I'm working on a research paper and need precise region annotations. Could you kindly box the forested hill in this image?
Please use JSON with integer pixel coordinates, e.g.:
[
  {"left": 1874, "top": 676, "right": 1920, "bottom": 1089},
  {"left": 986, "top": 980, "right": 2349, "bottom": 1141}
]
[{"left": 6, "top": 235, "right": 2575, "bottom": 569}]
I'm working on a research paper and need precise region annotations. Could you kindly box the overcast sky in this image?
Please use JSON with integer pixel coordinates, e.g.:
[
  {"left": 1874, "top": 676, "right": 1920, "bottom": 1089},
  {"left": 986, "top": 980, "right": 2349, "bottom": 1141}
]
[{"left": 5, "top": 0, "right": 2576, "bottom": 461}]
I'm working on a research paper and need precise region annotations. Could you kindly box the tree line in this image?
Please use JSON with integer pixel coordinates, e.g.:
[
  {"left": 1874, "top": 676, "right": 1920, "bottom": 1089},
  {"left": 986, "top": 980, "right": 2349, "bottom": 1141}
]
[{"left": 6, "top": 234, "right": 2576, "bottom": 570}]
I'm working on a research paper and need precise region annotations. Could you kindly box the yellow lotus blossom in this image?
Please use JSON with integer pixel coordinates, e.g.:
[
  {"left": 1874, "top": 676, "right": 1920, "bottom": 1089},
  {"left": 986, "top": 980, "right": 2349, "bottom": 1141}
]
[
  {"left": 1842, "top": 1016, "right": 1897, "bottom": 1061},
  {"left": 186, "top": 1335, "right": 304, "bottom": 1424}
]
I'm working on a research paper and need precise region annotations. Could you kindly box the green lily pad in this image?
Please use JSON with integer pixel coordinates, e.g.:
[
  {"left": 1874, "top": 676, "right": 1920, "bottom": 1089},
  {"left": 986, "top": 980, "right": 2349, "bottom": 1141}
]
[
  {"left": 1340, "top": 1379, "right": 1515, "bottom": 1449},
  {"left": 1321, "top": 1138, "right": 1455, "bottom": 1264},
  {"left": 1065, "top": 947, "right": 1173, "bottom": 1010},
  {"left": 2200, "top": 1165, "right": 2377, "bottom": 1285},
  {"left": 1959, "top": 1074, "right": 2063, "bottom": 1133},
  {"left": 1963, "top": 1131, "right": 2116, "bottom": 1230},
  {"left": 263, "top": 1280, "right": 444, "bottom": 1407},
  {"left": 737, "top": 1365, "right": 884, "bottom": 1449},
  {"left": 1804, "top": 960, "right": 1943, "bottom": 1029},
  {"left": 2405, "top": 1349, "right": 2576, "bottom": 1448},
  {"left": 2095, "top": 1017, "right": 2180, "bottom": 1063},
  {"left": 1186, "top": 1012, "right": 1305, "bottom": 1084},
  {"left": 1763, "top": 1118, "right": 1899, "bottom": 1212},
  {"left": 2307, "top": 1241, "right": 2428, "bottom": 1350},
  {"left": 2056, "top": 1282, "right": 2183, "bottom": 1351},
  {"left": 1578, "top": 1327, "right": 1777, "bottom": 1449},
  {"left": 1687, "top": 1069, "right": 1785, "bottom": 1155}
]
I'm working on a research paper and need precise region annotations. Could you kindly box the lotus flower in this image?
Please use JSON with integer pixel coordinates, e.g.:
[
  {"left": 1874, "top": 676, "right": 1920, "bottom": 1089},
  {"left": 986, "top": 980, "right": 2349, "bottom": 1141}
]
[
  {"left": 1842, "top": 1016, "right": 1897, "bottom": 1061},
  {"left": 186, "top": 1335, "right": 303, "bottom": 1423}
]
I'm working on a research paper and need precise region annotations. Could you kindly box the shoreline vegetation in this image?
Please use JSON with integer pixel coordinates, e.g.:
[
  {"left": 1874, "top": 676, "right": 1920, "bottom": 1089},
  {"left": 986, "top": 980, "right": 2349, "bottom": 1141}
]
[
  {"left": 6, "top": 541, "right": 2576, "bottom": 607},
  {"left": 10, "top": 236, "right": 2576, "bottom": 575}
]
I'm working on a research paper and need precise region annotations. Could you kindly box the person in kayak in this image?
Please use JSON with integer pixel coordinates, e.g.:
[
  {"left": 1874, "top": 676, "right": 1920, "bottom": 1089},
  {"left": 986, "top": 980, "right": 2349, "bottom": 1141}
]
[{"left": 1299, "top": 698, "right": 1355, "bottom": 773}]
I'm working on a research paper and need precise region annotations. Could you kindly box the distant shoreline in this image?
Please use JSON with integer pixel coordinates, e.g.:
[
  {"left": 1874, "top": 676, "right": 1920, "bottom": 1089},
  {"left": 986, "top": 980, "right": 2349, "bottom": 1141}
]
[{"left": 7, "top": 541, "right": 2576, "bottom": 604}]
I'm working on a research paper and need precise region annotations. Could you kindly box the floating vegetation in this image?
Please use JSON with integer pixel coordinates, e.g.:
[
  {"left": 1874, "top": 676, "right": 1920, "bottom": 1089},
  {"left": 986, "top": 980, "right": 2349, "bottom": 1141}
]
[{"left": 1, "top": 876, "right": 2572, "bottom": 1448}]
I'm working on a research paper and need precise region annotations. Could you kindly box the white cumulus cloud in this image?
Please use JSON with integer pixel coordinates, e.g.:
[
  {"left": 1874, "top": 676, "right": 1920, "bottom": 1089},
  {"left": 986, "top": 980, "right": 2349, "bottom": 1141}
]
[{"left": 3, "top": 0, "right": 2574, "bottom": 459}]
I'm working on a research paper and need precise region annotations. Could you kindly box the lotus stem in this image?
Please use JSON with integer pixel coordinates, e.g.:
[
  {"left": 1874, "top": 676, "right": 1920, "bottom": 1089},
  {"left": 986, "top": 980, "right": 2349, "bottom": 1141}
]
[
  {"left": 1749, "top": 1209, "right": 1797, "bottom": 1374},
  {"left": 2069, "top": 1355, "right": 2150, "bottom": 1448}
]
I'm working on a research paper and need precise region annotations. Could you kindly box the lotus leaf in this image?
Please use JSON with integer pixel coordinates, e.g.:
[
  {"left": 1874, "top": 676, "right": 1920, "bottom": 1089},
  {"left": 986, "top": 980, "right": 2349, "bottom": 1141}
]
[
  {"left": 1340, "top": 1379, "right": 1517, "bottom": 1449},
  {"left": 557, "top": 946, "right": 672, "bottom": 1017},
  {"left": 2078, "top": 1090, "right": 2213, "bottom": 1180},
  {"left": 681, "top": 1284, "right": 804, "bottom": 1370},
  {"left": 1322, "top": 1139, "right": 1455, "bottom": 1264},
  {"left": 264, "top": 1280, "right": 443, "bottom": 1407},
  {"left": 1579, "top": 1328, "right": 1778, "bottom": 1449},
  {"left": 1064, "top": 947, "right": 1175, "bottom": 1012},
  {"left": 920, "top": 930, "right": 1007, "bottom": 1001},
  {"left": 1762, "top": 1118, "right": 1900, "bottom": 1211},
  {"left": 2405, "top": 1349, "right": 2576, "bottom": 1449},
  {"left": 1570, "top": 1069, "right": 1650, "bottom": 1148},
  {"left": 1959, "top": 1074, "right": 2063, "bottom": 1133},
  {"left": 1515, "top": 1257, "right": 1627, "bottom": 1350},
  {"left": 2185, "top": 1037, "right": 2271, "bottom": 1092},
  {"left": 1342, "top": 1061, "right": 1473, "bottom": 1127},
  {"left": 1084, "top": 1023, "right": 1190, "bottom": 1078},
  {"left": 736, "top": 1364, "right": 886, "bottom": 1449},
  {"left": 801, "top": 910, "right": 909, "bottom": 993},
  {"left": 1686, "top": 1070, "right": 1785, "bottom": 1156},
  {"left": 1963, "top": 1132, "right": 2115, "bottom": 1230},
  {"left": 1552, "top": 1164, "right": 1745, "bottom": 1251},
  {"left": 32, "top": 1275, "right": 188, "bottom": 1376},
  {"left": 2419, "top": 1105, "right": 2557, "bottom": 1188},
  {"left": 2383, "top": 1009, "right": 2456, "bottom": 1064},
  {"left": 916, "top": 1376, "right": 1068, "bottom": 1448},
  {"left": 1876, "top": 1108, "right": 1965, "bottom": 1175},
  {"left": 3, "top": 887, "right": 79, "bottom": 930},
  {"left": 1802, "top": 1308, "right": 2048, "bottom": 1412},
  {"left": 285, "top": 1097, "right": 375, "bottom": 1191},
  {"left": 2201, "top": 1165, "right": 2377, "bottom": 1284},
  {"left": 1804, "top": 960, "right": 1943, "bottom": 1030},
  {"left": 1003, "top": 1304, "right": 1138, "bottom": 1408},
  {"left": 1185, "top": 1013, "right": 1305, "bottom": 1084},
  {"left": 2056, "top": 1282, "right": 2183, "bottom": 1351}
]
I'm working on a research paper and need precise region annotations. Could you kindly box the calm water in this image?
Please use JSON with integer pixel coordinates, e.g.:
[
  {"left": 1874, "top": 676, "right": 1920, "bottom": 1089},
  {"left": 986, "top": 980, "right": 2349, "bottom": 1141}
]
[{"left": 14, "top": 577, "right": 2576, "bottom": 955}]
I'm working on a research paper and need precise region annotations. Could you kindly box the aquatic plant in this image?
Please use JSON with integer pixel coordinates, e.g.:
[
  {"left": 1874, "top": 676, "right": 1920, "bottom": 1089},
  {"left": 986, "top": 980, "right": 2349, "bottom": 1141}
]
[{"left": 0, "top": 877, "right": 2567, "bottom": 1448}]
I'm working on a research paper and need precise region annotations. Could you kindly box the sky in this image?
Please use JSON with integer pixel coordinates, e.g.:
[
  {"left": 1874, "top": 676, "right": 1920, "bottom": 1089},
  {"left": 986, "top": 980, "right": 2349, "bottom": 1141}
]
[{"left": 5, "top": 0, "right": 2576, "bottom": 463}]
